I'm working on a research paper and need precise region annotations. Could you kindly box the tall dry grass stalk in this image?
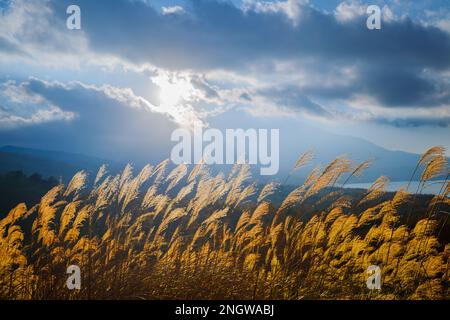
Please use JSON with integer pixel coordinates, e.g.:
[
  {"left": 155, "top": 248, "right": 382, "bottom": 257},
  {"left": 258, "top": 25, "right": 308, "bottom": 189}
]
[{"left": 0, "top": 147, "right": 448, "bottom": 300}]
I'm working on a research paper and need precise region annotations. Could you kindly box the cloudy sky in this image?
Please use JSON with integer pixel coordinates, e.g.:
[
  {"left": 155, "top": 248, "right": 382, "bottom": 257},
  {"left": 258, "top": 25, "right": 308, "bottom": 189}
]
[{"left": 1, "top": 0, "right": 450, "bottom": 166}]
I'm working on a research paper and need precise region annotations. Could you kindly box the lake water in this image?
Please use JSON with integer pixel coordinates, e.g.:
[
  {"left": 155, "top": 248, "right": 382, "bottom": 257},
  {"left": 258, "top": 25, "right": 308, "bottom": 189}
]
[{"left": 343, "top": 180, "right": 447, "bottom": 195}]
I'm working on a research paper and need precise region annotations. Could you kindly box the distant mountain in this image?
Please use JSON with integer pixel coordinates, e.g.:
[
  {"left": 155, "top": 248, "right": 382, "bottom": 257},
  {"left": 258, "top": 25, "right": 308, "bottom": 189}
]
[
  {"left": 208, "top": 112, "right": 428, "bottom": 184},
  {"left": 277, "top": 129, "right": 424, "bottom": 184},
  {"left": 0, "top": 135, "right": 440, "bottom": 187},
  {"left": 0, "top": 145, "right": 122, "bottom": 183},
  {"left": 0, "top": 171, "right": 58, "bottom": 215}
]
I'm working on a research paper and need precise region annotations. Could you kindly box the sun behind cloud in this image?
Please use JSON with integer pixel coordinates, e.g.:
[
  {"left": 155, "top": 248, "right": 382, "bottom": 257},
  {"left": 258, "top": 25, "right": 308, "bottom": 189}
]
[{"left": 151, "top": 71, "right": 204, "bottom": 128}]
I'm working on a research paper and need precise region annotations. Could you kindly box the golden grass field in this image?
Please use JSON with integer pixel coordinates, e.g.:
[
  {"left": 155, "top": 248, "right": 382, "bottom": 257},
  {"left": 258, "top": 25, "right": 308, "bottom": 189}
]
[{"left": 0, "top": 147, "right": 449, "bottom": 299}]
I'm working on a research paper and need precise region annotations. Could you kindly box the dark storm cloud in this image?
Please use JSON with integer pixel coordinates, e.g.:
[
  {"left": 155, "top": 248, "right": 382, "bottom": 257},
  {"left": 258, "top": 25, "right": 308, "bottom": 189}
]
[
  {"left": 0, "top": 0, "right": 446, "bottom": 128},
  {"left": 44, "top": 0, "right": 450, "bottom": 122},
  {"left": 257, "top": 86, "right": 331, "bottom": 117},
  {"left": 357, "top": 65, "right": 450, "bottom": 108},
  {"left": 0, "top": 78, "right": 177, "bottom": 163},
  {"left": 48, "top": 0, "right": 450, "bottom": 69}
]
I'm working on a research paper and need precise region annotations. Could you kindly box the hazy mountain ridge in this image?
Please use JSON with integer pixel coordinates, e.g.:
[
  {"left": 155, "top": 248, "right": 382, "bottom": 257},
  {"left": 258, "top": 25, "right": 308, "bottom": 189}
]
[
  {"left": 0, "top": 140, "right": 433, "bottom": 184},
  {"left": 0, "top": 145, "right": 120, "bottom": 183}
]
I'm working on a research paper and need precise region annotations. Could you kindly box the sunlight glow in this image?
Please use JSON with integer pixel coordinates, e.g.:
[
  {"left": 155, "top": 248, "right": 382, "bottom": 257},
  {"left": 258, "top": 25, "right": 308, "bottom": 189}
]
[
  {"left": 151, "top": 72, "right": 204, "bottom": 128},
  {"left": 153, "top": 73, "right": 196, "bottom": 109}
]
